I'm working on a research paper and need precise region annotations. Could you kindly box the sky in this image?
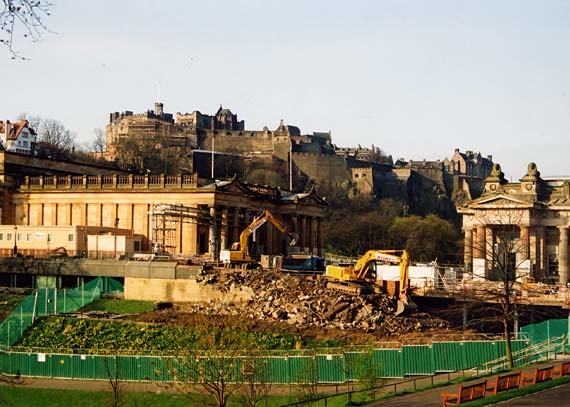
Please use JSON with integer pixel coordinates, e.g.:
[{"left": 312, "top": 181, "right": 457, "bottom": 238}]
[{"left": 1, "top": 0, "right": 569, "bottom": 179}]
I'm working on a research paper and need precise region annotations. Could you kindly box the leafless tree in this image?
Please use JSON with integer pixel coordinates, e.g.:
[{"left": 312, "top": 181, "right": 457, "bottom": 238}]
[
  {"left": 234, "top": 355, "right": 272, "bottom": 407},
  {"left": 92, "top": 128, "right": 107, "bottom": 156},
  {"left": 103, "top": 354, "right": 125, "bottom": 407},
  {"left": 1, "top": 0, "right": 52, "bottom": 59},
  {"left": 293, "top": 356, "right": 320, "bottom": 402},
  {"left": 460, "top": 210, "right": 533, "bottom": 368},
  {"left": 157, "top": 327, "right": 252, "bottom": 407}
]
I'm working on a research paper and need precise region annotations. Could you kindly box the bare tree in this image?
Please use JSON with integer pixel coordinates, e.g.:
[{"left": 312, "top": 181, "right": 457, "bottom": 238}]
[
  {"left": 158, "top": 327, "right": 251, "bottom": 407},
  {"left": 293, "top": 356, "right": 320, "bottom": 402},
  {"left": 354, "top": 349, "right": 385, "bottom": 401},
  {"left": 103, "top": 354, "right": 125, "bottom": 407},
  {"left": 92, "top": 128, "right": 107, "bottom": 156},
  {"left": 461, "top": 210, "right": 532, "bottom": 368},
  {"left": 1, "top": 0, "right": 52, "bottom": 59},
  {"left": 235, "top": 355, "right": 272, "bottom": 407},
  {"left": 35, "top": 118, "right": 76, "bottom": 159}
]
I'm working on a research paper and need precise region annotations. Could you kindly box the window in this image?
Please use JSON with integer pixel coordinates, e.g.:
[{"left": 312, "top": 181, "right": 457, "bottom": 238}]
[
  {"left": 0, "top": 233, "right": 3, "bottom": 241},
  {"left": 17, "top": 233, "right": 22, "bottom": 242},
  {"left": 7, "top": 233, "right": 12, "bottom": 241},
  {"left": 26, "top": 234, "right": 32, "bottom": 242},
  {"left": 47, "top": 234, "right": 53, "bottom": 242},
  {"left": 68, "top": 234, "right": 74, "bottom": 242},
  {"left": 133, "top": 241, "right": 141, "bottom": 252}
]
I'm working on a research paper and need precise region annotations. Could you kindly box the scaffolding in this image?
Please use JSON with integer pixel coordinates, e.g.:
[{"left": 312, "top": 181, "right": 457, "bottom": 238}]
[{"left": 150, "top": 204, "right": 211, "bottom": 255}]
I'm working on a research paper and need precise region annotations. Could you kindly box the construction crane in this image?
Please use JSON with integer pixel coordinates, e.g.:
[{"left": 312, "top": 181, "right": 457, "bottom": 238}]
[
  {"left": 220, "top": 210, "right": 298, "bottom": 269},
  {"left": 325, "top": 249, "right": 417, "bottom": 316}
]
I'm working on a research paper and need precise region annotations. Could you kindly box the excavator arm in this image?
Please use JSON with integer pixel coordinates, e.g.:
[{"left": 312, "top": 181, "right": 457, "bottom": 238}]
[{"left": 233, "top": 210, "right": 297, "bottom": 263}]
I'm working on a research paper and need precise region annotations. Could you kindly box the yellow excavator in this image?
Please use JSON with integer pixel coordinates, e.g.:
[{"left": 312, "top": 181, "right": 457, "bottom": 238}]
[
  {"left": 325, "top": 249, "right": 417, "bottom": 316},
  {"left": 220, "top": 210, "right": 298, "bottom": 269}
]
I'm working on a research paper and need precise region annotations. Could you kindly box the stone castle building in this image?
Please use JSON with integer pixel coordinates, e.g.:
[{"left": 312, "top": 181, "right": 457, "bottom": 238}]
[
  {"left": 104, "top": 102, "right": 394, "bottom": 191},
  {"left": 459, "top": 162, "right": 570, "bottom": 286},
  {"left": 104, "top": 102, "right": 493, "bottom": 220}
]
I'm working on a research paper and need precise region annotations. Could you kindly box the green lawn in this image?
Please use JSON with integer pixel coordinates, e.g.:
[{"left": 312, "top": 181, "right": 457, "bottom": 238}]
[
  {"left": 0, "top": 386, "right": 359, "bottom": 407},
  {"left": 0, "top": 293, "right": 27, "bottom": 321},
  {"left": 82, "top": 299, "right": 156, "bottom": 315}
]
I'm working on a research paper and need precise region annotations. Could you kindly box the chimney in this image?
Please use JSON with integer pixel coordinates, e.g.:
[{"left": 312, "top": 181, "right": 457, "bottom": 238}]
[
  {"left": 5, "top": 120, "right": 11, "bottom": 138},
  {"left": 154, "top": 102, "right": 164, "bottom": 116}
]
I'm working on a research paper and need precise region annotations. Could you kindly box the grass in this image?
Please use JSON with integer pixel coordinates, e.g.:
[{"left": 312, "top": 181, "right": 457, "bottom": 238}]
[
  {"left": 0, "top": 293, "right": 27, "bottom": 321},
  {"left": 82, "top": 299, "right": 156, "bottom": 315},
  {"left": 0, "top": 386, "right": 326, "bottom": 407}
]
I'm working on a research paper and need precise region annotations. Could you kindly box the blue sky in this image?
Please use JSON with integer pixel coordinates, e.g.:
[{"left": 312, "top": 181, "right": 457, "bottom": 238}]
[{"left": 1, "top": 0, "right": 569, "bottom": 179}]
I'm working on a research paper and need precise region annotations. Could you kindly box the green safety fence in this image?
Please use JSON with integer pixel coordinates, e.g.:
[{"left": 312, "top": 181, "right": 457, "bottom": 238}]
[
  {"left": 520, "top": 318, "right": 570, "bottom": 353},
  {"left": 0, "top": 339, "right": 529, "bottom": 384},
  {"left": 0, "top": 277, "right": 123, "bottom": 347}
]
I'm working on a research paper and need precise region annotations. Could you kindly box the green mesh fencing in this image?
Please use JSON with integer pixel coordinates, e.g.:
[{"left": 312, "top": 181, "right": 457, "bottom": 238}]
[{"left": 0, "top": 277, "right": 109, "bottom": 347}]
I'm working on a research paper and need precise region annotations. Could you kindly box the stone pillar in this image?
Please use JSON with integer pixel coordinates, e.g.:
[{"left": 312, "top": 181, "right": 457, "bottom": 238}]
[
  {"left": 485, "top": 227, "right": 494, "bottom": 275},
  {"left": 186, "top": 206, "right": 198, "bottom": 255},
  {"left": 208, "top": 207, "right": 218, "bottom": 259},
  {"left": 463, "top": 227, "right": 473, "bottom": 272},
  {"left": 558, "top": 226, "right": 569, "bottom": 286},
  {"left": 317, "top": 218, "right": 323, "bottom": 257},
  {"left": 309, "top": 217, "right": 316, "bottom": 255},
  {"left": 232, "top": 207, "right": 240, "bottom": 244},
  {"left": 537, "top": 226, "right": 546, "bottom": 276},
  {"left": 520, "top": 225, "right": 529, "bottom": 260},
  {"left": 220, "top": 207, "right": 229, "bottom": 250},
  {"left": 475, "top": 226, "right": 486, "bottom": 259},
  {"left": 301, "top": 216, "right": 307, "bottom": 250}
]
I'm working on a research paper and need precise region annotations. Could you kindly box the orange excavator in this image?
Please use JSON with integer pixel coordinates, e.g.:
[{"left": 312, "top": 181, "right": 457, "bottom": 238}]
[
  {"left": 325, "top": 249, "right": 416, "bottom": 316},
  {"left": 220, "top": 210, "right": 298, "bottom": 269}
]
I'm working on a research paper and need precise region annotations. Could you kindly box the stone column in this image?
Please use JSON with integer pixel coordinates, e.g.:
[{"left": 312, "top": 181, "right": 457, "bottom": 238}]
[
  {"left": 520, "top": 225, "right": 529, "bottom": 260},
  {"left": 208, "top": 206, "right": 218, "bottom": 260},
  {"left": 463, "top": 227, "right": 473, "bottom": 272},
  {"left": 317, "top": 218, "right": 323, "bottom": 257},
  {"left": 309, "top": 217, "right": 316, "bottom": 255},
  {"left": 485, "top": 227, "right": 494, "bottom": 276},
  {"left": 301, "top": 216, "right": 308, "bottom": 250},
  {"left": 220, "top": 207, "right": 229, "bottom": 250},
  {"left": 232, "top": 207, "right": 240, "bottom": 244},
  {"left": 475, "top": 226, "right": 486, "bottom": 259},
  {"left": 558, "top": 226, "right": 569, "bottom": 286},
  {"left": 537, "top": 226, "right": 546, "bottom": 276}
]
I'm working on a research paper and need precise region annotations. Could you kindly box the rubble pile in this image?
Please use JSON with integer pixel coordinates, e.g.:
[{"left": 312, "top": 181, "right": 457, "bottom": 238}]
[{"left": 188, "top": 268, "right": 448, "bottom": 339}]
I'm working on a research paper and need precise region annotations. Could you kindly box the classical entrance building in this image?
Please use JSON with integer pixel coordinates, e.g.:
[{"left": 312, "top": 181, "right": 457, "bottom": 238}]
[
  {"left": 7, "top": 174, "right": 326, "bottom": 259},
  {"left": 459, "top": 163, "right": 570, "bottom": 286}
]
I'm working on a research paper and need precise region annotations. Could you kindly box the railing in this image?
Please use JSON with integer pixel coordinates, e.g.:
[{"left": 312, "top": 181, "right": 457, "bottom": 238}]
[{"left": 18, "top": 174, "right": 199, "bottom": 191}]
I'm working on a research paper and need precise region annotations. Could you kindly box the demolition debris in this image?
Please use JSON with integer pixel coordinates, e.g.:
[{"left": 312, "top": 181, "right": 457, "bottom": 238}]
[{"left": 180, "top": 268, "right": 448, "bottom": 339}]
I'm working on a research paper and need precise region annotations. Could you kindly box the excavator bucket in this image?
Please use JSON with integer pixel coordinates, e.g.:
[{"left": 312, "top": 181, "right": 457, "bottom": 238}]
[{"left": 395, "top": 296, "right": 418, "bottom": 317}]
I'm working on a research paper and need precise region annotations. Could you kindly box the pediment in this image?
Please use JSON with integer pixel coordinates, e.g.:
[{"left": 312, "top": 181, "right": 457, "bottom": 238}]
[
  {"left": 472, "top": 194, "right": 530, "bottom": 208},
  {"left": 215, "top": 178, "right": 256, "bottom": 196}
]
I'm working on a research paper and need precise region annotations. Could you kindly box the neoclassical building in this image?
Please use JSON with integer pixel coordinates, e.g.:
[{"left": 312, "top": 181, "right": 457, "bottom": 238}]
[
  {"left": 8, "top": 174, "right": 326, "bottom": 259},
  {"left": 459, "top": 163, "right": 570, "bottom": 286}
]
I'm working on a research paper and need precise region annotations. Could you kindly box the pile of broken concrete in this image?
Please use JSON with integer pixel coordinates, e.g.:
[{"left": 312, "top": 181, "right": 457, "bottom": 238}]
[{"left": 188, "top": 268, "right": 448, "bottom": 339}]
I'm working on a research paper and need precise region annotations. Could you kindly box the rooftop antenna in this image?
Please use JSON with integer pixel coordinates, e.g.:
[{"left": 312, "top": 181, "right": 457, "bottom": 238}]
[{"left": 157, "top": 79, "right": 161, "bottom": 101}]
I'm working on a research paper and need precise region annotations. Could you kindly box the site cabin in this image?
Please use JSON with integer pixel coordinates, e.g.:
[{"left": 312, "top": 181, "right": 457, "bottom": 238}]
[{"left": 441, "top": 380, "right": 487, "bottom": 407}]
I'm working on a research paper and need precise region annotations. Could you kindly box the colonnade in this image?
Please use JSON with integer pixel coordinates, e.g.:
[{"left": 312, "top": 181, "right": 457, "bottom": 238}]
[
  {"left": 463, "top": 224, "right": 569, "bottom": 285},
  {"left": 207, "top": 206, "right": 323, "bottom": 259}
]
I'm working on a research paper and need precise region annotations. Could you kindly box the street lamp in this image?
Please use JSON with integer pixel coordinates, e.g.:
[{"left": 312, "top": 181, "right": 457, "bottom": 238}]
[{"left": 13, "top": 225, "right": 17, "bottom": 256}]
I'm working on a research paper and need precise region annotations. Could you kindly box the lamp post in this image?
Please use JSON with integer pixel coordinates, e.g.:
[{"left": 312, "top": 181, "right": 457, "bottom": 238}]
[
  {"left": 13, "top": 225, "right": 17, "bottom": 256},
  {"left": 113, "top": 218, "right": 119, "bottom": 259}
]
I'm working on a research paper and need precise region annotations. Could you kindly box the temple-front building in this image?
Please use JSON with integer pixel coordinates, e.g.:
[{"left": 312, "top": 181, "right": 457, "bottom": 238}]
[{"left": 459, "top": 163, "right": 570, "bottom": 286}]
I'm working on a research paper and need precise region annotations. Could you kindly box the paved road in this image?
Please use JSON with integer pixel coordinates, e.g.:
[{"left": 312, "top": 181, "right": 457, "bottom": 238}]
[{"left": 495, "top": 382, "right": 570, "bottom": 406}]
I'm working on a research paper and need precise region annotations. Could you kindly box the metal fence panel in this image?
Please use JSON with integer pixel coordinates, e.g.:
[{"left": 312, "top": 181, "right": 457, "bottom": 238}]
[
  {"left": 375, "top": 348, "right": 404, "bottom": 378},
  {"left": 403, "top": 345, "right": 434, "bottom": 375},
  {"left": 264, "top": 356, "right": 290, "bottom": 384},
  {"left": 316, "top": 353, "right": 345, "bottom": 383},
  {"left": 432, "top": 342, "right": 466, "bottom": 372}
]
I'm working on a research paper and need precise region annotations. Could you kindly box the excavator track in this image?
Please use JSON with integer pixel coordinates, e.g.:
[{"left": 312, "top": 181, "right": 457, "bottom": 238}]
[{"left": 325, "top": 280, "right": 380, "bottom": 295}]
